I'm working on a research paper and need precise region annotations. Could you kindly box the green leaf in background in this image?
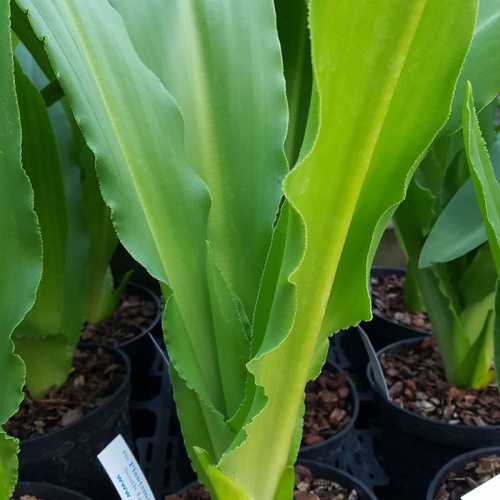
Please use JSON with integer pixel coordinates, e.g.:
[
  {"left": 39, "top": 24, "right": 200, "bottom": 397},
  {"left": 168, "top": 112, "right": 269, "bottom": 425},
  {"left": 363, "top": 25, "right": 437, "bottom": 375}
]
[
  {"left": 0, "top": 0, "right": 42, "bottom": 495},
  {"left": 11, "top": 61, "right": 88, "bottom": 399},
  {"left": 108, "top": 0, "right": 288, "bottom": 319},
  {"left": 75, "top": 117, "right": 128, "bottom": 324},
  {"left": 440, "top": 0, "right": 500, "bottom": 137},
  {"left": 419, "top": 138, "right": 500, "bottom": 267},
  {"left": 463, "top": 83, "right": 500, "bottom": 276},
  {"left": 274, "top": 0, "right": 312, "bottom": 166},
  {"left": 463, "top": 82, "right": 500, "bottom": 390},
  {"left": 393, "top": 0, "right": 500, "bottom": 389}
]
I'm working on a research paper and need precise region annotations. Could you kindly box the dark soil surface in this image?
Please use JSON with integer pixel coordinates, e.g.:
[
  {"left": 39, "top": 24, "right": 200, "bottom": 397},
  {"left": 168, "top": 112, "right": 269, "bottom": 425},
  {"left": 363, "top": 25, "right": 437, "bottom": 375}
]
[
  {"left": 381, "top": 337, "right": 500, "bottom": 426},
  {"left": 3, "top": 347, "right": 125, "bottom": 440},
  {"left": 433, "top": 453, "right": 500, "bottom": 500},
  {"left": 302, "top": 369, "right": 352, "bottom": 446},
  {"left": 80, "top": 291, "right": 157, "bottom": 346},
  {"left": 164, "top": 465, "right": 360, "bottom": 499},
  {"left": 371, "top": 272, "right": 431, "bottom": 333}
]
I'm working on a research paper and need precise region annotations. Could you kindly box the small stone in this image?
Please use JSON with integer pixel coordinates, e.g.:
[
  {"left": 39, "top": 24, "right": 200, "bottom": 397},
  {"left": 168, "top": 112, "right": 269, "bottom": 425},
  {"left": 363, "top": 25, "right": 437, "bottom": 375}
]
[{"left": 61, "top": 407, "right": 83, "bottom": 426}]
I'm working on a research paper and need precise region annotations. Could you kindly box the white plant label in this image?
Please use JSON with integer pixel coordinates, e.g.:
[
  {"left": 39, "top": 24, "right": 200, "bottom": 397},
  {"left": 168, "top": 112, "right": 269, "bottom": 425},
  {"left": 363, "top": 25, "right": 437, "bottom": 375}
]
[
  {"left": 98, "top": 434, "right": 154, "bottom": 500},
  {"left": 462, "top": 473, "right": 500, "bottom": 500}
]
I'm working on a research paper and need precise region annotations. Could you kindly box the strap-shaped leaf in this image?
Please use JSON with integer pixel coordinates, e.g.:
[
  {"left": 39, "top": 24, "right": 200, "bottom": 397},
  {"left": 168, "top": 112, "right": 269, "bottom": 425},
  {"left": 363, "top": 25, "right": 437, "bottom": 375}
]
[
  {"left": 11, "top": 64, "right": 88, "bottom": 398},
  {"left": 16, "top": 0, "right": 285, "bottom": 427},
  {"left": 463, "top": 82, "right": 500, "bottom": 390},
  {"left": 109, "top": 0, "right": 288, "bottom": 318},
  {"left": 274, "top": 0, "right": 312, "bottom": 166},
  {"left": 463, "top": 82, "right": 500, "bottom": 276},
  {"left": 0, "top": 0, "right": 42, "bottom": 495},
  {"left": 419, "top": 138, "right": 500, "bottom": 267},
  {"left": 17, "top": 1, "right": 477, "bottom": 498},
  {"left": 220, "top": 1, "right": 477, "bottom": 498}
]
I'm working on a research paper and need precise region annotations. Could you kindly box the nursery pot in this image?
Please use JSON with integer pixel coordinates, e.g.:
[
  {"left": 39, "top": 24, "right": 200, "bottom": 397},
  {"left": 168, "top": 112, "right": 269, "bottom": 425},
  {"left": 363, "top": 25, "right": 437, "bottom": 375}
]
[
  {"left": 298, "top": 459, "right": 377, "bottom": 500},
  {"left": 340, "top": 267, "right": 430, "bottom": 389},
  {"left": 173, "top": 460, "right": 376, "bottom": 499},
  {"left": 367, "top": 337, "right": 500, "bottom": 500},
  {"left": 298, "top": 361, "right": 360, "bottom": 465},
  {"left": 116, "top": 282, "right": 162, "bottom": 397},
  {"left": 13, "top": 481, "right": 92, "bottom": 500},
  {"left": 83, "top": 281, "right": 162, "bottom": 398},
  {"left": 17, "top": 345, "right": 132, "bottom": 500},
  {"left": 426, "top": 446, "right": 500, "bottom": 499}
]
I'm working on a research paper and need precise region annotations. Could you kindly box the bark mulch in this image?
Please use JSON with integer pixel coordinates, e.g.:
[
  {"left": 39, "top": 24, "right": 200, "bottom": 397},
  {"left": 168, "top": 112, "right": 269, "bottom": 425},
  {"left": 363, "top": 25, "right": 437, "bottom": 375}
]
[
  {"left": 380, "top": 336, "right": 500, "bottom": 426},
  {"left": 371, "top": 272, "right": 431, "bottom": 333},
  {"left": 433, "top": 453, "right": 500, "bottom": 500},
  {"left": 302, "top": 369, "right": 353, "bottom": 447},
  {"left": 80, "top": 291, "right": 157, "bottom": 346},
  {"left": 3, "top": 347, "right": 125, "bottom": 440}
]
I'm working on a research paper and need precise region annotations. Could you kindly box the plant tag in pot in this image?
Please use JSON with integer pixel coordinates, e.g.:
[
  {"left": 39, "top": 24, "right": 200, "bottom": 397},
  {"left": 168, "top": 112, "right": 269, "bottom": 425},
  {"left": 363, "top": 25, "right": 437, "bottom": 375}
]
[
  {"left": 462, "top": 473, "right": 500, "bottom": 500},
  {"left": 98, "top": 434, "right": 154, "bottom": 500}
]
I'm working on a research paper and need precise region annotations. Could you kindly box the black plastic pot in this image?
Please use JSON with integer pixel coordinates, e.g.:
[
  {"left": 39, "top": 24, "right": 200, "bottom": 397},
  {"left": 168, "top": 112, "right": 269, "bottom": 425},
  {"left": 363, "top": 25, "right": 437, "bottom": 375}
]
[
  {"left": 129, "top": 338, "right": 187, "bottom": 499},
  {"left": 298, "top": 460, "right": 377, "bottom": 499},
  {"left": 17, "top": 345, "right": 132, "bottom": 500},
  {"left": 340, "top": 267, "right": 431, "bottom": 389},
  {"left": 82, "top": 281, "right": 163, "bottom": 399},
  {"left": 13, "top": 481, "right": 92, "bottom": 500},
  {"left": 174, "top": 460, "right": 377, "bottom": 499},
  {"left": 426, "top": 446, "right": 500, "bottom": 499},
  {"left": 368, "top": 337, "right": 500, "bottom": 500},
  {"left": 116, "top": 282, "right": 162, "bottom": 398}
]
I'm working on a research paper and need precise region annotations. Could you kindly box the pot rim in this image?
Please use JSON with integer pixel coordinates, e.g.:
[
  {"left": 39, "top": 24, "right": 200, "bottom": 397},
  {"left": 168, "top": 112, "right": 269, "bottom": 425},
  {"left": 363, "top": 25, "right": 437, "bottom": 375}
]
[
  {"left": 18, "top": 343, "right": 131, "bottom": 444},
  {"left": 367, "top": 336, "right": 500, "bottom": 432},
  {"left": 299, "top": 360, "right": 360, "bottom": 452},
  {"left": 426, "top": 445, "right": 500, "bottom": 500}
]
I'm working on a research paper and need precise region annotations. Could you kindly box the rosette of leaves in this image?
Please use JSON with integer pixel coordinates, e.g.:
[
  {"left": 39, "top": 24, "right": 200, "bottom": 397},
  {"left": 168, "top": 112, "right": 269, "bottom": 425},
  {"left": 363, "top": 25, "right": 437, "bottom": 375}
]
[
  {"left": 15, "top": 0, "right": 477, "bottom": 498},
  {"left": 393, "top": 0, "right": 500, "bottom": 389},
  {"left": 7, "top": 1, "right": 133, "bottom": 400}
]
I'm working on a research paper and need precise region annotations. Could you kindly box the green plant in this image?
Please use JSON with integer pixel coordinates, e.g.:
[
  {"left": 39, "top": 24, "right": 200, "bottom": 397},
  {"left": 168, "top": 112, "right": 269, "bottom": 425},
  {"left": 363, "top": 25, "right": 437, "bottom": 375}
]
[
  {"left": 6, "top": 2, "right": 133, "bottom": 400},
  {"left": 10, "top": 65, "right": 91, "bottom": 399},
  {"left": 0, "top": 0, "right": 42, "bottom": 496},
  {"left": 461, "top": 82, "right": 500, "bottom": 391},
  {"left": 16, "top": 0, "right": 477, "bottom": 498},
  {"left": 392, "top": 0, "right": 500, "bottom": 390}
]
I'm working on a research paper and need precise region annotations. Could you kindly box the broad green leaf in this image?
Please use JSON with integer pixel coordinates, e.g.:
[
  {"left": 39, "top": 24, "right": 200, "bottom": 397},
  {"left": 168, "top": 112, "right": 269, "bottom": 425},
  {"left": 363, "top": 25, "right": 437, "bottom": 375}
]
[
  {"left": 0, "top": 0, "right": 42, "bottom": 495},
  {"left": 463, "top": 82, "right": 500, "bottom": 391},
  {"left": 0, "top": 434, "right": 18, "bottom": 499},
  {"left": 463, "top": 82, "right": 500, "bottom": 276},
  {"left": 221, "top": 1, "right": 477, "bottom": 498},
  {"left": 17, "top": 0, "right": 477, "bottom": 498},
  {"left": 402, "top": 80, "right": 499, "bottom": 388},
  {"left": 11, "top": 63, "right": 88, "bottom": 398},
  {"left": 453, "top": 307, "right": 495, "bottom": 389},
  {"left": 15, "top": 5, "right": 283, "bottom": 483},
  {"left": 419, "top": 139, "right": 500, "bottom": 267},
  {"left": 440, "top": 0, "right": 500, "bottom": 137},
  {"left": 10, "top": 0, "right": 54, "bottom": 80},
  {"left": 274, "top": 0, "right": 312, "bottom": 166},
  {"left": 75, "top": 117, "right": 122, "bottom": 324},
  {"left": 109, "top": 0, "right": 288, "bottom": 319},
  {"left": 193, "top": 447, "right": 252, "bottom": 500}
]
